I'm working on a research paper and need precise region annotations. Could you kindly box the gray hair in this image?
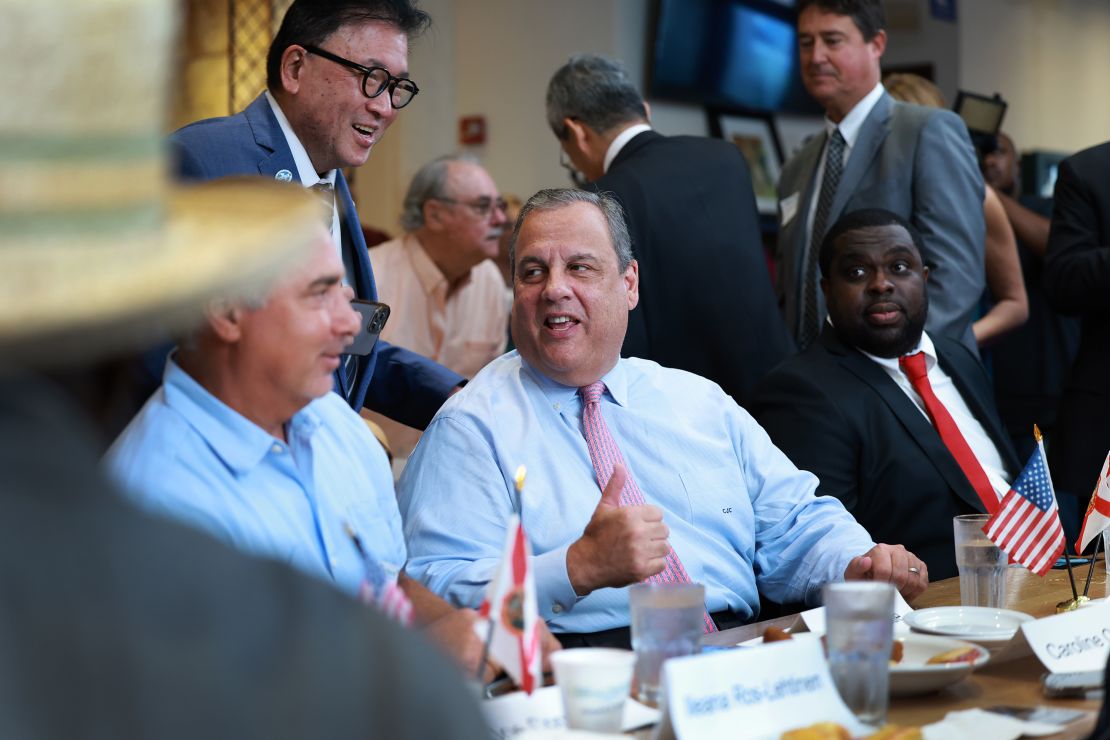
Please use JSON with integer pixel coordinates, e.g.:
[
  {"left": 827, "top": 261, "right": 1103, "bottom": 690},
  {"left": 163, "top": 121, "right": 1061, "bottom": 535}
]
[
  {"left": 545, "top": 54, "right": 648, "bottom": 140},
  {"left": 398, "top": 153, "right": 478, "bottom": 232},
  {"left": 508, "top": 188, "right": 633, "bottom": 274}
]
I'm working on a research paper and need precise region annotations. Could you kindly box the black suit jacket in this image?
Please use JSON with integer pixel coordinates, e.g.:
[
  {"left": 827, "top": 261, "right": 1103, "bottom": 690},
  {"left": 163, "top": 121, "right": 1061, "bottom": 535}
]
[
  {"left": 590, "top": 130, "right": 793, "bottom": 405},
  {"left": 1044, "top": 141, "right": 1110, "bottom": 528},
  {"left": 750, "top": 327, "right": 1019, "bottom": 580}
]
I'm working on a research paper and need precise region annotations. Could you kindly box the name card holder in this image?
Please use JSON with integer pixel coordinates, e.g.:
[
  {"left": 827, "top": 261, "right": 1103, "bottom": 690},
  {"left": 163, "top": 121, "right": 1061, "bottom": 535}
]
[
  {"left": 1021, "top": 602, "right": 1110, "bottom": 674},
  {"left": 653, "top": 636, "right": 866, "bottom": 740}
]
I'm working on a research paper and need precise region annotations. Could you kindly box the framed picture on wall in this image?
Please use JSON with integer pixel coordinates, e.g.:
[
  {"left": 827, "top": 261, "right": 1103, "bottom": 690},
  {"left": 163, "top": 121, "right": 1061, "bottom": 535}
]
[{"left": 709, "top": 112, "right": 782, "bottom": 215}]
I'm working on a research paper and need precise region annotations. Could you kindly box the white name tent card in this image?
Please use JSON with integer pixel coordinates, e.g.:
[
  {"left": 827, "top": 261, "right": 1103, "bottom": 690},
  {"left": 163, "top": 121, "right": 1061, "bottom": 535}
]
[
  {"left": 653, "top": 636, "right": 866, "bottom": 740},
  {"left": 1021, "top": 601, "right": 1110, "bottom": 674},
  {"left": 482, "top": 685, "right": 660, "bottom": 739}
]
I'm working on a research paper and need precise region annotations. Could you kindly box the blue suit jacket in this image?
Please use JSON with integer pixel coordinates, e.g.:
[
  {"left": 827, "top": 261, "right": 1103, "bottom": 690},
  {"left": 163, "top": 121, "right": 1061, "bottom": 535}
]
[{"left": 168, "top": 94, "right": 462, "bottom": 428}]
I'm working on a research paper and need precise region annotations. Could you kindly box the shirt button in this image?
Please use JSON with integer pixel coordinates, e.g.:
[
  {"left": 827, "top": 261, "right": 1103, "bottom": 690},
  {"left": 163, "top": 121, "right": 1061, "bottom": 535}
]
[
  {"left": 553, "top": 403, "right": 560, "bottom": 411},
  {"left": 271, "top": 443, "right": 282, "bottom": 454},
  {"left": 329, "top": 557, "right": 338, "bottom": 568},
  {"left": 552, "top": 603, "right": 563, "bottom": 614}
]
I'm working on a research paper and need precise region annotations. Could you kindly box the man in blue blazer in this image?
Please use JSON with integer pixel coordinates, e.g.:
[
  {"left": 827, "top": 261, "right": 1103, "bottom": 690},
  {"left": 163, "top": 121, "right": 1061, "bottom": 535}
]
[
  {"left": 169, "top": 0, "right": 461, "bottom": 428},
  {"left": 777, "top": 0, "right": 985, "bottom": 353}
]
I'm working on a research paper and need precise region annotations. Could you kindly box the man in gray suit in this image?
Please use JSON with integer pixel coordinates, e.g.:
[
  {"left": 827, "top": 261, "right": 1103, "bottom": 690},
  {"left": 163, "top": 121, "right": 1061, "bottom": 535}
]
[{"left": 777, "top": 0, "right": 985, "bottom": 352}]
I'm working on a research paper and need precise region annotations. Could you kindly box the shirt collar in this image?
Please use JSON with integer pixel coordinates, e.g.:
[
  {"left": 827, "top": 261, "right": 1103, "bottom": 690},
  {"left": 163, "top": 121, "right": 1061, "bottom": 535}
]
[
  {"left": 265, "top": 91, "right": 337, "bottom": 188},
  {"left": 603, "top": 123, "right": 652, "bottom": 174},
  {"left": 522, "top": 357, "right": 629, "bottom": 409},
  {"left": 825, "top": 82, "right": 884, "bottom": 148},
  {"left": 858, "top": 330, "right": 937, "bottom": 374},
  {"left": 161, "top": 355, "right": 323, "bottom": 475}
]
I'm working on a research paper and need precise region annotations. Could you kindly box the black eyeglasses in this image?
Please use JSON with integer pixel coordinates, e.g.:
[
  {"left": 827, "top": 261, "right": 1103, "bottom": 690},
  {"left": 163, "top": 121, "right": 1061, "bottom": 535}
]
[
  {"left": 302, "top": 44, "right": 419, "bottom": 109},
  {"left": 431, "top": 196, "right": 509, "bottom": 218}
]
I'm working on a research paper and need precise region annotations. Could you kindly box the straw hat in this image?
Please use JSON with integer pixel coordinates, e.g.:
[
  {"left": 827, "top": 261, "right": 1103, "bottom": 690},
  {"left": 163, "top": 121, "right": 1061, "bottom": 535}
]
[{"left": 0, "top": 0, "right": 322, "bottom": 360}]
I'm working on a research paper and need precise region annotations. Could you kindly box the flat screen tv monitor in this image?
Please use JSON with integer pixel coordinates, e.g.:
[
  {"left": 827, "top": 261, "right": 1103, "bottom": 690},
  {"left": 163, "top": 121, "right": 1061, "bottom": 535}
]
[{"left": 649, "top": 0, "right": 821, "bottom": 115}]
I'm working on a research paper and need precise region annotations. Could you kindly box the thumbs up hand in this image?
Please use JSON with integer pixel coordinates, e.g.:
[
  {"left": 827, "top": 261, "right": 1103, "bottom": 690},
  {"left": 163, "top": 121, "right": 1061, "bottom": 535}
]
[{"left": 566, "top": 464, "right": 670, "bottom": 596}]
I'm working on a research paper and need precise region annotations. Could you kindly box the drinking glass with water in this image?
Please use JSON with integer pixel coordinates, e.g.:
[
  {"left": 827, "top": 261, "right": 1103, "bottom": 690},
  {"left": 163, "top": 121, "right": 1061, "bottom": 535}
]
[
  {"left": 823, "top": 581, "right": 895, "bottom": 729},
  {"left": 629, "top": 583, "right": 705, "bottom": 706},
  {"left": 954, "top": 513, "right": 1007, "bottom": 608}
]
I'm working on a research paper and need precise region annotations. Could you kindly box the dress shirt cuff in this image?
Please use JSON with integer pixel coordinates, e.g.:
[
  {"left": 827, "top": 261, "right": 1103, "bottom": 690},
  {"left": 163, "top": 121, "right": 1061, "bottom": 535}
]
[
  {"left": 533, "top": 544, "right": 579, "bottom": 620},
  {"left": 804, "top": 537, "right": 878, "bottom": 606}
]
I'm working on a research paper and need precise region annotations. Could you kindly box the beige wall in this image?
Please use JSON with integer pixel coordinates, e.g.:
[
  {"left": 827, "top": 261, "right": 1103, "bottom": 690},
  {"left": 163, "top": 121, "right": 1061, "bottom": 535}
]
[
  {"left": 958, "top": 0, "right": 1110, "bottom": 154},
  {"left": 182, "top": 0, "right": 1110, "bottom": 230}
]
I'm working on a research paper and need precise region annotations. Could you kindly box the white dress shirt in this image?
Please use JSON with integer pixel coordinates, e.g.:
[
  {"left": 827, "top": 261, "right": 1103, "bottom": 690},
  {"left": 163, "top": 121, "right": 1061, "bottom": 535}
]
[
  {"left": 265, "top": 92, "right": 342, "bottom": 272},
  {"left": 603, "top": 123, "right": 652, "bottom": 174},
  {"left": 859, "top": 331, "right": 1011, "bottom": 501}
]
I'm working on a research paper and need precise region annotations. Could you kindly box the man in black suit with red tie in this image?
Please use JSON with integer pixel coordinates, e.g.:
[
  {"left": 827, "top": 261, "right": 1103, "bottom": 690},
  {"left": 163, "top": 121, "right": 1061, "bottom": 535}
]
[
  {"left": 1043, "top": 141, "right": 1110, "bottom": 544},
  {"left": 750, "top": 209, "right": 1019, "bottom": 580},
  {"left": 545, "top": 54, "right": 793, "bottom": 405}
]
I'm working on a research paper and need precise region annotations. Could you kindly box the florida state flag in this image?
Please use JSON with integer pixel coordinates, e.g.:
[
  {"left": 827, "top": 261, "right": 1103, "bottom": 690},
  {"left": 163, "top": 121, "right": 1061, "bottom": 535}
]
[
  {"left": 474, "top": 515, "right": 541, "bottom": 694},
  {"left": 1077, "top": 451, "right": 1110, "bottom": 554}
]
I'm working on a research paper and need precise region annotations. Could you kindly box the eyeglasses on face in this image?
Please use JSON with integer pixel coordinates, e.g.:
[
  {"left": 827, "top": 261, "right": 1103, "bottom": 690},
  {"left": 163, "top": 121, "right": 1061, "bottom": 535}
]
[
  {"left": 302, "top": 44, "right": 419, "bottom": 109},
  {"left": 431, "top": 196, "right": 509, "bottom": 218}
]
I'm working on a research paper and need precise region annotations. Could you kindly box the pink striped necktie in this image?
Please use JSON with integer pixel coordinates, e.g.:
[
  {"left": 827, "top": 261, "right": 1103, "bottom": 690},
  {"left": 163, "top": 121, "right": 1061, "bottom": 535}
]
[{"left": 578, "top": 381, "right": 717, "bottom": 633}]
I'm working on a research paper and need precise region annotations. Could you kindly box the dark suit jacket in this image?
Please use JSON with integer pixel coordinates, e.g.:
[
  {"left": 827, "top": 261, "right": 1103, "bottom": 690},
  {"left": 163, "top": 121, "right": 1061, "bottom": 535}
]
[
  {"left": 0, "top": 373, "right": 486, "bottom": 739},
  {"left": 1044, "top": 141, "right": 1110, "bottom": 529},
  {"left": 590, "top": 130, "right": 793, "bottom": 405},
  {"left": 168, "top": 94, "right": 462, "bottom": 428},
  {"left": 750, "top": 327, "right": 1019, "bottom": 580},
  {"left": 776, "top": 93, "right": 985, "bottom": 353}
]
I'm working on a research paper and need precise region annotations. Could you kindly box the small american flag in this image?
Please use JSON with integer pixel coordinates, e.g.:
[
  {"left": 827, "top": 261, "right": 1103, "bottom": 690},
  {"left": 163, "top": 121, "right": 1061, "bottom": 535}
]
[{"left": 983, "top": 442, "right": 1066, "bottom": 576}]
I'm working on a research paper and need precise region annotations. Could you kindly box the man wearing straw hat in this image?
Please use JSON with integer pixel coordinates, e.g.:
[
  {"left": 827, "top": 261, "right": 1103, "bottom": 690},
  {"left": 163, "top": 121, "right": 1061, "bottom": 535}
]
[
  {"left": 398, "top": 188, "right": 928, "bottom": 648},
  {"left": 0, "top": 1, "right": 484, "bottom": 734},
  {"left": 163, "top": 0, "right": 463, "bottom": 427}
]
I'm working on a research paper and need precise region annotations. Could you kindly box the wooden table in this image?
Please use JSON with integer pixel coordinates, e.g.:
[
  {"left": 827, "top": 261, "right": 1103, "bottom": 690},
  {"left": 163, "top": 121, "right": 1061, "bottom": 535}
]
[{"left": 704, "top": 560, "right": 1107, "bottom": 738}]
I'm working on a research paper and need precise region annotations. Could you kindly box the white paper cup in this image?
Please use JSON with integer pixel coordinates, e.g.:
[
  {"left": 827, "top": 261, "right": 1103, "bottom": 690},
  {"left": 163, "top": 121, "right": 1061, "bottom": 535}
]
[{"left": 550, "top": 648, "right": 635, "bottom": 732}]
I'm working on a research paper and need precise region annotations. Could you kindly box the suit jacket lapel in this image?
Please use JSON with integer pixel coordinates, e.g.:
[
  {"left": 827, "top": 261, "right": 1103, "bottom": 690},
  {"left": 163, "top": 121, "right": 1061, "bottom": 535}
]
[
  {"left": 820, "top": 328, "right": 989, "bottom": 513},
  {"left": 830, "top": 92, "right": 893, "bottom": 220},
  {"left": 242, "top": 94, "right": 299, "bottom": 179},
  {"left": 936, "top": 343, "right": 1021, "bottom": 478}
]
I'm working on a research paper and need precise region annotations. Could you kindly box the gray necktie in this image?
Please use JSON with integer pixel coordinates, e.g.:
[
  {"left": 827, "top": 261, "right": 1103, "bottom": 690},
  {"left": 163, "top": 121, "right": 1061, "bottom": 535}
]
[{"left": 800, "top": 128, "right": 845, "bottom": 350}]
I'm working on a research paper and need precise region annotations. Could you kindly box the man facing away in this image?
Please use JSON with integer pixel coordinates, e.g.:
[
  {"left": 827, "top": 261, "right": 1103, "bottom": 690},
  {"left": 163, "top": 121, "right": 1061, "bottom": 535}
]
[
  {"left": 367, "top": 155, "right": 510, "bottom": 467},
  {"left": 107, "top": 227, "right": 521, "bottom": 677},
  {"left": 545, "top": 54, "right": 793, "bottom": 406},
  {"left": 752, "top": 209, "right": 1019, "bottom": 580},
  {"left": 777, "top": 0, "right": 985, "bottom": 353},
  {"left": 398, "top": 188, "right": 927, "bottom": 649},
  {"left": 166, "top": 0, "right": 463, "bottom": 427}
]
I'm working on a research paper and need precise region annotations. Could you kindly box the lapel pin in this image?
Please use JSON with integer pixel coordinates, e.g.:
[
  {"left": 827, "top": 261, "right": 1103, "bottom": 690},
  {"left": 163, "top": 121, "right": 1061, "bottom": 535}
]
[{"left": 275, "top": 169, "right": 293, "bottom": 182}]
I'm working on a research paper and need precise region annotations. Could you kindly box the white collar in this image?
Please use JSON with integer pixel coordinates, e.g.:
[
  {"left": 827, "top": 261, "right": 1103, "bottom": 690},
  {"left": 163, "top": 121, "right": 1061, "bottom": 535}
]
[
  {"left": 265, "top": 91, "right": 337, "bottom": 188},
  {"left": 603, "top": 123, "right": 652, "bottom": 174},
  {"left": 825, "top": 82, "right": 884, "bottom": 148},
  {"left": 859, "top": 330, "right": 937, "bottom": 374}
]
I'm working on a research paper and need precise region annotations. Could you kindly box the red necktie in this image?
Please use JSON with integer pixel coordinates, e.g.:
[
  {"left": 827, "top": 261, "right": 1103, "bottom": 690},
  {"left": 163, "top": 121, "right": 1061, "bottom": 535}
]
[
  {"left": 898, "top": 352, "right": 999, "bottom": 515},
  {"left": 579, "top": 381, "right": 717, "bottom": 633}
]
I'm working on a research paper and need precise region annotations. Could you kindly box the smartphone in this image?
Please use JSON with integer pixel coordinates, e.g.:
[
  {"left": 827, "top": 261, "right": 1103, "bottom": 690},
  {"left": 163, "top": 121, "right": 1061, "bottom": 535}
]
[
  {"left": 1042, "top": 670, "right": 1106, "bottom": 699},
  {"left": 346, "top": 300, "right": 390, "bottom": 357}
]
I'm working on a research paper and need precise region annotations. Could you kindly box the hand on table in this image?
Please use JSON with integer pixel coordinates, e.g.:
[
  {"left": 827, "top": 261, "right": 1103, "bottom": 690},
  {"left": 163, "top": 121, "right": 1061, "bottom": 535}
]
[
  {"left": 566, "top": 464, "right": 669, "bottom": 596},
  {"left": 844, "top": 543, "right": 929, "bottom": 601},
  {"left": 425, "top": 608, "right": 501, "bottom": 683}
]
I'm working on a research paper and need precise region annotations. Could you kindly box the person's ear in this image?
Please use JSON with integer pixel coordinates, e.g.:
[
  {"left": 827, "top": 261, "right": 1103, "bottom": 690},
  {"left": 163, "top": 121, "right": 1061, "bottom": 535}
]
[
  {"left": 206, "top": 299, "right": 246, "bottom": 343},
  {"left": 624, "top": 258, "right": 640, "bottom": 311},
  {"left": 279, "top": 45, "right": 309, "bottom": 95}
]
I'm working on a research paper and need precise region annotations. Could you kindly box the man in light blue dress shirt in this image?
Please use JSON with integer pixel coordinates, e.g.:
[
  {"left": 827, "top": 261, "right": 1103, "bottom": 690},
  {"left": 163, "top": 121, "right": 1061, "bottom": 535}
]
[
  {"left": 107, "top": 226, "right": 500, "bottom": 673},
  {"left": 397, "top": 189, "right": 929, "bottom": 647}
]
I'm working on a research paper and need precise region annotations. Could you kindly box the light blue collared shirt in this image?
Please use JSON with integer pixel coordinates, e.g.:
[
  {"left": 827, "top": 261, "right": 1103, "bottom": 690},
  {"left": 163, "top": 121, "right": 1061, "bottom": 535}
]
[
  {"left": 397, "top": 352, "right": 874, "bottom": 633},
  {"left": 106, "top": 358, "right": 405, "bottom": 596}
]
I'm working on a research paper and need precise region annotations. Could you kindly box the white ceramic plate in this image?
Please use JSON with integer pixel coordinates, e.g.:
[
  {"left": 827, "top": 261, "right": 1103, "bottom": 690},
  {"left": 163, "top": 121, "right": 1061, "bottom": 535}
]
[
  {"left": 889, "top": 634, "right": 990, "bottom": 696},
  {"left": 902, "top": 607, "right": 1032, "bottom": 649}
]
